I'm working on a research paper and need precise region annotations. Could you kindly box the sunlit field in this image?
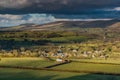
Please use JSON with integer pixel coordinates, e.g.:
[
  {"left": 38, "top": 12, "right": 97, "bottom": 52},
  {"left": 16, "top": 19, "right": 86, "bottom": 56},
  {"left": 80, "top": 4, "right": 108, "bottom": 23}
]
[
  {"left": 0, "top": 58, "right": 120, "bottom": 80},
  {"left": 0, "top": 58, "right": 55, "bottom": 68}
]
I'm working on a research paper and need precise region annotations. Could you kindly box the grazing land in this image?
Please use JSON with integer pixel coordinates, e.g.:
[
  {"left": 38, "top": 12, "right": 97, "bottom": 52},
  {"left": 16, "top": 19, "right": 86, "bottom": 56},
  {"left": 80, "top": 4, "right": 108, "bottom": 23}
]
[
  {"left": 0, "top": 58, "right": 55, "bottom": 68},
  {"left": 0, "top": 58, "right": 120, "bottom": 80},
  {"left": 1, "top": 68, "right": 120, "bottom": 80}
]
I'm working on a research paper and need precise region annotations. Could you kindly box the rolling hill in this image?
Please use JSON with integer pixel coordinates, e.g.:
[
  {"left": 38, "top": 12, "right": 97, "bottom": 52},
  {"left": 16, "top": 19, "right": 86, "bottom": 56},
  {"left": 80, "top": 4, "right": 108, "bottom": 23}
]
[{"left": 0, "top": 19, "right": 120, "bottom": 31}]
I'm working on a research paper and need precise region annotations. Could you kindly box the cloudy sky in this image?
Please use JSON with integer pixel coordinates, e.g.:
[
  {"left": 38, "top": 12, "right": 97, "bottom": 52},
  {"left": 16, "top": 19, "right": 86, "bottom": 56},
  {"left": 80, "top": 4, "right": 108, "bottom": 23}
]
[{"left": 0, "top": 0, "right": 120, "bottom": 27}]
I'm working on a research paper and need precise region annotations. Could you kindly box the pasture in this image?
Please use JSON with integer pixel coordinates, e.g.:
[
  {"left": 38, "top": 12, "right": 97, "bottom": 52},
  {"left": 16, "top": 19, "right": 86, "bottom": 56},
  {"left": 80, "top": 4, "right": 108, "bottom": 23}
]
[
  {"left": 0, "top": 58, "right": 120, "bottom": 80},
  {"left": 0, "top": 68, "right": 120, "bottom": 80},
  {"left": 0, "top": 58, "right": 55, "bottom": 68}
]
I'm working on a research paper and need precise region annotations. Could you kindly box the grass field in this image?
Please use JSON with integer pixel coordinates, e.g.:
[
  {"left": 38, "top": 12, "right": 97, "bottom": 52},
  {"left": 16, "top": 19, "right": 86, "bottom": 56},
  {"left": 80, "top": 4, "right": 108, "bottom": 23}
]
[
  {"left": 0, "top": 58, "right": 55, "bottom": 68},
  {"left": 0, "top": 58, "right": 120, "bottom": 80},
  {"left": 0, "top": 68, "right": 120, "bottom": 80},
  {"left": 71, "top": 59, "right": 120, "bottom": 64},
  {"left": 53, "top": 62, "right": 120, "bottom": 74}
]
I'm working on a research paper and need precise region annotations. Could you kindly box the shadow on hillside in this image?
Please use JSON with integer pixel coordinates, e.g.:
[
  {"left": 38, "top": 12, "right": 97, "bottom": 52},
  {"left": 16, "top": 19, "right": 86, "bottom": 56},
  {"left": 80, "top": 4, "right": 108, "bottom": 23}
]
[
  {"left": 0, "top": 39, "right": 50, "bottom": 49},
  {"left": 0, "top": 71, "right": 56, "bottom": 80},
  {"left": 57, "top": 74, "right": 119, "bottom": 80},
  {"left": 0, "top": 70, "right": 120, "bottom": 80}
]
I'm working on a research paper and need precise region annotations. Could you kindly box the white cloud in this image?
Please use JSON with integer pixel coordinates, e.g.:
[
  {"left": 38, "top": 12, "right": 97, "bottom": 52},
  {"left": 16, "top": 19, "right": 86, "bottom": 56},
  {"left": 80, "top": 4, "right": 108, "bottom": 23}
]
[
  {"left": 0, "top": 14, "right": 22, "bottom": 20},
  {"left": 0, "top": 14, "right": 56, "bottom": 27},
  {"left": 0, "top": 0, "right": 31, "bottom": 9},
  {"left": 0, "top": 13, "right": 114, "bottom": 27},
  {"left": 102, "top": 7, "right": 120, "bottom": 11},
  {"left": 113, "top": 7, "right": 120, "bottom": 11}
]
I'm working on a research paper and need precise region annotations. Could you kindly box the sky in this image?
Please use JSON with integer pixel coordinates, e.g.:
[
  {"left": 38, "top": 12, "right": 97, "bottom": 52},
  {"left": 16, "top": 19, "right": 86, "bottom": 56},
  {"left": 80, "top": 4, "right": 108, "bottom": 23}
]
[{"left": 0, "top": 0, "right": 120, "bottom": 27}]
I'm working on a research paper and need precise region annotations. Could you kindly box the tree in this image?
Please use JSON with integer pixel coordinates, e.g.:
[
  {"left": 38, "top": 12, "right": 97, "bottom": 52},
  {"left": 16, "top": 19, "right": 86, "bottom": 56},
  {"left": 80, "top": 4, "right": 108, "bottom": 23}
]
[{"left": 12, "top": 49, "right": 18, "bottom": 57}]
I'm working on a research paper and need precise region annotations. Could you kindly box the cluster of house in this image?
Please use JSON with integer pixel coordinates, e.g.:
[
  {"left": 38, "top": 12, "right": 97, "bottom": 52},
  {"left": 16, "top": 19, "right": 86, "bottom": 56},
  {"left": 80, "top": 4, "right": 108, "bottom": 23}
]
[
  {"left": 39, "top": 47, "right": 110, "bottom": 62},
  {"left": 1, "top": 42, "right": 119, "bottom": 61}
]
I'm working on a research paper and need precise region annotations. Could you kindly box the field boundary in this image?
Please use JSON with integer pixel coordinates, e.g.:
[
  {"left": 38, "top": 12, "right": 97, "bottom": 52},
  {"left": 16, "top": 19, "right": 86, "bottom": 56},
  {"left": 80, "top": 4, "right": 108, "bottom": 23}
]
[
  {"left": 71, "top": 60, "right": 120, "bottom": 65},
  {"left": 44, "top": 61, "right": 71, "bottom": 68},
  {"left": 0, "top": 65, "right": 120, "bottom": 76}
]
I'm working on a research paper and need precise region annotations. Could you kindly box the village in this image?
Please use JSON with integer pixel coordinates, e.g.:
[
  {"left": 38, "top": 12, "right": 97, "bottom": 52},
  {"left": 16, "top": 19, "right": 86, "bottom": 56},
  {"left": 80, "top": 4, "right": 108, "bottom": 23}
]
[{"left": 0, "top": 40, "right": 120, "bottom": 62}]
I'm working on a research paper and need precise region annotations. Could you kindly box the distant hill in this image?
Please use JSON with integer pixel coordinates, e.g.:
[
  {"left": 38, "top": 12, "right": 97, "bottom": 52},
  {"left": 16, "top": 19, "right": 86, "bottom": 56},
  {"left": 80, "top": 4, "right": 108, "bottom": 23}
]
[{"left": 0, "top": 20, "right": 120, "bottom": 31}]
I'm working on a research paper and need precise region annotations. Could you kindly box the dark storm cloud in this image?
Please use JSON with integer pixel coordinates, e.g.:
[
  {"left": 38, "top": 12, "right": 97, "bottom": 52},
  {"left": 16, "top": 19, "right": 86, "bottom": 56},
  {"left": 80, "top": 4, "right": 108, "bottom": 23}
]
[{"left": 0, "top": 0, "right": 120, "bottom": 14}]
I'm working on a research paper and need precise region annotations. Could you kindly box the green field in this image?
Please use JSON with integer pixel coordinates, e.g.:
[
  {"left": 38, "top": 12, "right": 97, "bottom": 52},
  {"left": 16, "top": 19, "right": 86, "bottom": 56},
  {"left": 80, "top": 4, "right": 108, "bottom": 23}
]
[
  {"left": 53, "top": 62, "right": 120, "bottom": 74},
  {"left": 71, "top": 59, "right": 120, "bottom": 64},
  {"left": 0, "top": 68, "right": 120, "bottom": 80},
  {"left": 0, "top": 58, "right": 120, "bottom": 80},
  {"left": 0, "top": 58, "right": 55, "bottom": 68}
]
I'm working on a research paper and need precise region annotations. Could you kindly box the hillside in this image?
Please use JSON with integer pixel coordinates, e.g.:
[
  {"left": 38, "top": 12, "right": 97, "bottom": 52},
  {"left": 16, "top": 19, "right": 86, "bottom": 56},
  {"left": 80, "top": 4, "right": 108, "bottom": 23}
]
[{"left": 0, "top": 20, "right": 120, "bottom": 31}]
